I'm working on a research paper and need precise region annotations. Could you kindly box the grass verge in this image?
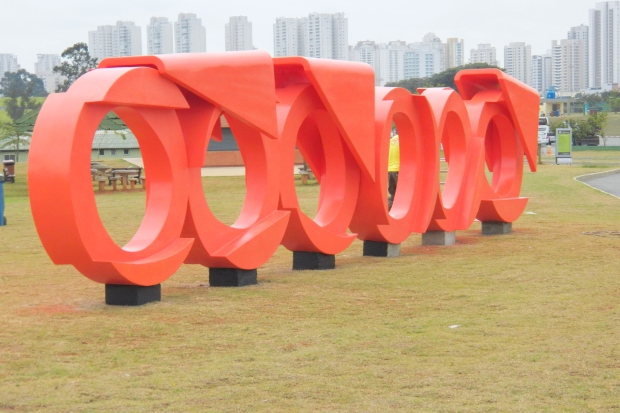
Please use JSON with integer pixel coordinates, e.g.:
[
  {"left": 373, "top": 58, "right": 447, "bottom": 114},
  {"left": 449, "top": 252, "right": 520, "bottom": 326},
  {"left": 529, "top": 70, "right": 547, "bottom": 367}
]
[{"left": 1, "top": 156, "right": 620, "bottom": 412}]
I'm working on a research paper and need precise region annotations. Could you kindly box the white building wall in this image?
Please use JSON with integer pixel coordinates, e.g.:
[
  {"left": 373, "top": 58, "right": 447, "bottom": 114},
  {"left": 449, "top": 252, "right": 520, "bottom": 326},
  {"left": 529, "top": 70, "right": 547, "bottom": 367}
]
[
  {"left": 88, "top": 25, "right": 115, "bottom": 60},
  {"left": 588, "top": 2, "right": 620, "bottom": 90},
  {"left": 568, "top": 25, "right": 589, "bottom": 89},
  {"left": 470, "top": 44, "right": 498, "bottom": 66},
  {"left": 147, "top": 17, "right": 174, "bottom": 55},
  {"left": 175, "top": 13, "right": 207, "bottom": 53},
  {"left": 226, "top": 16, "right": 253, "bottom": 51},
  {"left": 273, "top": 13, "right": 347, "bottom": 60},
  {"left": 273, "top": 18, "right": 299, "bottom": 56},
  {"left": 445, "top": 38, "right": 465, "bottom": 69},
  {"left": 504, "top": 42, "right": 532, "bottom": 85},
  {"left": 113, "top": 21, "right": 142, "bottom": 57},
  {"left": 0, "top": 54, "right": 20, "bottom": 81},
  {"left": 552, "top": 39, "right": 587, "bottom": 95},
  {"left": 404, "top": 44, "right": 441, "bottom": 79},
  {"left": 89, "top": 22, "right": 141, "bottom": 60},
  {"left": 34, "top": 54, "right": 64, "bottom": 93}
]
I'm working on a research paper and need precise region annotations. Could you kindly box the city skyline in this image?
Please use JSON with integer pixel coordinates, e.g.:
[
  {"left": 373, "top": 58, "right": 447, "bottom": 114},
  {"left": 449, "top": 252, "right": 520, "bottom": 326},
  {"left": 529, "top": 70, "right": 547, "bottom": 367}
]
[{"left": 1, "top": 0, "right": 590, "bottom": 73}]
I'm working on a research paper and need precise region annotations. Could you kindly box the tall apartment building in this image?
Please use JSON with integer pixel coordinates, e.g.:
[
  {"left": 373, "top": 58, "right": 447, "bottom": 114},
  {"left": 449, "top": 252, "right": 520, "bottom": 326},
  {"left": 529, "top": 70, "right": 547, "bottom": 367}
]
[
  {"left": 589, "top": 1, "right": 620, "bottom": 90},
  {"left": 88, "top": 21, "right": 142, "bottom": 60},
  {"left": 404, "top": 44, "right": 442, "bottom": 80},
  {"left": 88, "top": 25, "right": 115, "bottom": 60},
  {"left": 421, "top": 33, "right": 445, "bottom": 70},
  {"left": 568, "top": 25, "right": 589, "bottom": 88},
  {"left": 225, "top": 16, "right": 253, "bottom": 51},
  {"left": 273, "top": 18, "right": 300, "bottom": 56},
  {"left": 34, "top": 54, "right": 63, "bottom": 93},
  {"left": 273, "top": 12, "right": 348, "bottom": 60},
  {"left": 470, "top": 44, "right": 498, "bottom": 66},
  {"left": 531, "top": 53, "right": 553, "bottom": 94},
  {"left": 0, "top": 54, "right": 20, "bottom": 77},
  {"left": 551, "top": 38, "right": 587, "bottom": 95},
  {"left": 350, "top": 37, "right": 442, "bottom": 86},
  {"left": 147, "top": 17, "right": 174, "bottom": 55},
  {"left": 504, "top": 42, "right": 531, "bottom": 85},
  {"left": 175, "top": 13, "right": 206, "bottom": 53},
  {"left": 444, "top": 38, "right": 465, "bottom": 69}
]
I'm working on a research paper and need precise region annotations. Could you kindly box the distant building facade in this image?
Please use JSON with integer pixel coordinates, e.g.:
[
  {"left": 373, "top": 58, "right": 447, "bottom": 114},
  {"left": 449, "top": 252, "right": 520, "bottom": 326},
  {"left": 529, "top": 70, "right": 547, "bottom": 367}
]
[
  {"left": 531, "top": 53, "right": 553, "bottom": 94},
  {"left": 444, "top": 38, "right": 465, "bottom": 69},
  {"left": 175, "top": 13, "right": 207, "bottom": 53},
  {"left": 504, "top": 42, "right": 532, "bottom": 85},
  {"left": 88, "top": 21, "right": 142, "bottom": 60},
  {"left": 552, "top": 38, "right": 587, "bottom": 95},
  {"left": 225, "top": 16, "right": 253, "bottom": 51},
  {"left": 34, "top": 54, "right": 64, "bottom": 93},
  {"left": 470, "top": 44, "right": 498, "bottom": 66},
  {"left": 147, "top": 17, "right": 174, "bottom": 55},
  {"left": 0, "top": 54, "right": 20, "bottom": 77},
  {"left": 273, "top": 12, "right": 348, "bottom": 60},
  {"left": 588, "top": 1, "right": 620, "bottom": 90}
]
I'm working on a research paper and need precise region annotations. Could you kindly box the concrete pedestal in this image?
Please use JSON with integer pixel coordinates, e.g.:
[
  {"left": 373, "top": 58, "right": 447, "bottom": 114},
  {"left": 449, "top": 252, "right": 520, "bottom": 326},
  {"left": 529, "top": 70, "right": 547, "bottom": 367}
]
[
  {"left": 362, "top": 240, "right": 401, "bottom": 257},
  {"left": 481, "top": 221, "right": 512, "bottom": 235},
  {"left": 209, "top": 268, "right": 257, "bottom": 287},
  {"left": 293, "top": 251, "right": 335, "bottom": 270},
  {"left": 422, "top": 231, "right": 456, "bottom": 246},
  {"left": 105, "top": 284, "right": 161, "bottom": 306}
]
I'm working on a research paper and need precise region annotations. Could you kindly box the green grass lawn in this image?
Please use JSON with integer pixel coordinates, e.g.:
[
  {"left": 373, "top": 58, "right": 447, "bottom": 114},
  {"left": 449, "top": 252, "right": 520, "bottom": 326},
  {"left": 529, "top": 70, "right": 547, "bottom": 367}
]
[{"left": 1, "top": 156, "right": 620, "bottom": 412}]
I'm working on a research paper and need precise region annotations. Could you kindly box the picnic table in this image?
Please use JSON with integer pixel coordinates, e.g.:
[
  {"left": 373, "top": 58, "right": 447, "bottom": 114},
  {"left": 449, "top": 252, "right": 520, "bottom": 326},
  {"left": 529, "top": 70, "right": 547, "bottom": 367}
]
[{"left": 112, "top": 169, "right": 138, "bottom": 190}]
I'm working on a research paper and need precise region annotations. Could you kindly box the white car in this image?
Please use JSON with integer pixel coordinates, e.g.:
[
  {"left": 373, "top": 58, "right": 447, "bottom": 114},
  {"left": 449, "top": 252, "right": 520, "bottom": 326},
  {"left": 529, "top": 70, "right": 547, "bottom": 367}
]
[{"left": 538, "top": 125, "right": 550, "bottom": 145}]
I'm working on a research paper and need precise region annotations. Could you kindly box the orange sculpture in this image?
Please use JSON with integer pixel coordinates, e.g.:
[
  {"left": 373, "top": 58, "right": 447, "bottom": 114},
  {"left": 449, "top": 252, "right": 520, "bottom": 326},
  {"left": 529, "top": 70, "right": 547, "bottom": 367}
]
[{"left": 29, "top": 52, "right": 538, "bottom": 289}]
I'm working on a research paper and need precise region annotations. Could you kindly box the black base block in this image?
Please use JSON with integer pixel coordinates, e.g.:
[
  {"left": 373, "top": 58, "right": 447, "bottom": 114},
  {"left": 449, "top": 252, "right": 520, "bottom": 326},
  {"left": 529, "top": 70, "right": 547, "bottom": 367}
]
[
  {"left": 105, "top": 284, "right": 161, "bottom": 306},
  {"left": 293, "top": 251, "right": 335, "bottom": 270},
  {"left": 363, "top": 240, "right": 401, "bottom": 257},
  {"left": 482, "top": 221, "right": 512, "bottom": 235},
  {"left": 209, "top": 268, "right": 257, "bottom": 287}
]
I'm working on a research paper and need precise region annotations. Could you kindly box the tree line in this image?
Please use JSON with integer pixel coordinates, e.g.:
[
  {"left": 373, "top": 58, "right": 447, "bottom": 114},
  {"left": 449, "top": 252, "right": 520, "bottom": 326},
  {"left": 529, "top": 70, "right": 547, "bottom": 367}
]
[{"left": 0, "top": 43, "right": 98, "bottom": 160}]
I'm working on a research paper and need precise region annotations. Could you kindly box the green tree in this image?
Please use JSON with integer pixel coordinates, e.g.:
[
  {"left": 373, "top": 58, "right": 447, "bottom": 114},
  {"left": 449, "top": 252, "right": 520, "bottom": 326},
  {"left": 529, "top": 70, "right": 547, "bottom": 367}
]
[
  {"left": 0, "top": 69, "right": 45, "bottom": 162},
  {"left": 53, "top": 42, "right": 99, "bottom": 92},
  {"left": 386, "top": 63, "right": 504, "bottom": 93},
  {"left": 0, "top": 69, "right": 46, "bottom": 121}
]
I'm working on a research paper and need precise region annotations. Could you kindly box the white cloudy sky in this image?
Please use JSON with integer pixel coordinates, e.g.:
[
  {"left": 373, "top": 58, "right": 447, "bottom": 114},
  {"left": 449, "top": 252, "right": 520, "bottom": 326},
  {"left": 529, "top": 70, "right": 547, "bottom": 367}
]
[{"left": 1, "top": 0, "right": 592, "bottom": 72}]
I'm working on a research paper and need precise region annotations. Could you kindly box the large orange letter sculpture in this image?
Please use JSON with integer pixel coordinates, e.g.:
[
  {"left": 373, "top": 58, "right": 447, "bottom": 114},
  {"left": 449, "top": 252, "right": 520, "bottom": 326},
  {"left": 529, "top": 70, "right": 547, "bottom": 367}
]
[{"left": 28, "top": 51, "right": 538, "bottom": 304}]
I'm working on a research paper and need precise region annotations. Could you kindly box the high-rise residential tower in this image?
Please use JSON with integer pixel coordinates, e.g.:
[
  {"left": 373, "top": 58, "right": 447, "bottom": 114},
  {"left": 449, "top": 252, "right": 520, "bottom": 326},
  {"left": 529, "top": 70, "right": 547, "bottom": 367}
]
[
  {"left": 504, "top": 42, "right": 532, "bottom": 85},
  {"left": 225, "top": 16, "right": 253, "bottom": 51},
  {"left": 0, "top": 54, "right": 20, "bottom": 76},
  {"left": 552, "top": 38, "right": 587, "bottom": 95},
  {"left": 469, "top": 44, "right": 498, "bottom": 66},
  {"left": 175, "top": 13, "right": 206, "bottom": 53},
  {"left": 147, "top": 17, "right": 174, "bottom": 55},
  {"left": 273, "top": 12, "right": 348, "bottom": 60},
  {"left": 444, "top": 38, "right": 465, "bottom": 69},
  {"left": 34, "top": 54, "right": 63, "bottom": 93},
  {"left": 588, "top": 1, "right": 620, "bottom": 90},
  {"left": 88, "top": 21, "right": 142, "bottom": 60},
  {"left": 568, "top": 25, "right": 589, "bottom": 88},
  {"left": 531, "top": 53, "right": 553, "bottom": 94}
]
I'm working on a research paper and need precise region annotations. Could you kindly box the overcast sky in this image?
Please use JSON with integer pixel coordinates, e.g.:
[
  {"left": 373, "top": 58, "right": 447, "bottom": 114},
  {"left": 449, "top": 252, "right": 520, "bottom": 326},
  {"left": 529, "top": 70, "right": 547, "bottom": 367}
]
[{"left": 1, "top": 0, "right": 592, "bottom": 72}]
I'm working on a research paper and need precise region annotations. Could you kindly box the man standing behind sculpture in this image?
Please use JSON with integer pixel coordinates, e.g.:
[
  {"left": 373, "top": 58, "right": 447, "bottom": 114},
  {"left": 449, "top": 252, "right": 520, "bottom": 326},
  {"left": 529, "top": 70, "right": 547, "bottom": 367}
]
[{"left": 387, "top": 133, "right": 399, "bottom": 211}]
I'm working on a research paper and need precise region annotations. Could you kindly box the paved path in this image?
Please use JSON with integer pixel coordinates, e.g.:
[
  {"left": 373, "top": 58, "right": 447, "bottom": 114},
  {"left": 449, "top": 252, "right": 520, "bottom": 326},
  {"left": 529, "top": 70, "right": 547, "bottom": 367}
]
[
  {"left": 580, "top": 172, "right": 620, "bottom": 198},
  {"left": 124, "top": 158, "right": 303, "bottom": 177}
]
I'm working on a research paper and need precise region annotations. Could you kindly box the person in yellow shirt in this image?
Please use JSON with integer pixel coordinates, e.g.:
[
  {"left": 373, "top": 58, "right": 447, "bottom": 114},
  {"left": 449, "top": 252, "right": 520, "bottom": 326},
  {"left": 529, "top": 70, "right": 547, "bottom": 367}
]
[{"left": 387, "top": 134, "right": 400, "bottom": 211}]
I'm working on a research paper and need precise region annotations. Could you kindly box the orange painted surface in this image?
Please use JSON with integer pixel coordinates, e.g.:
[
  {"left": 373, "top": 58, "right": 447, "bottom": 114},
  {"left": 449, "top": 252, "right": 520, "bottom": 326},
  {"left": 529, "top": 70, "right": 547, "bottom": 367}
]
[{"left": 29, "top": 54, "right": 537, "bottom": 286}]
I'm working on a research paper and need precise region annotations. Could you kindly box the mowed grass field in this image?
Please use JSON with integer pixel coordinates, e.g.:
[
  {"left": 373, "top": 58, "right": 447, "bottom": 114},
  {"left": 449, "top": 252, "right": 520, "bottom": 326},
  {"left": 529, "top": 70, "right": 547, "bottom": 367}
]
[{"left": 1, "top": 154, "right": 620, "bottom": 412}]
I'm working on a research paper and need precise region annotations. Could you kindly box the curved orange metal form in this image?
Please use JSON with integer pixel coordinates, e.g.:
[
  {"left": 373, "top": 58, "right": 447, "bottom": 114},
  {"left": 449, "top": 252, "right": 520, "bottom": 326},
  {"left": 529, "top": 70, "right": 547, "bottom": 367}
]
[
  {"left": 29, "top": 54, "right": 539, "bottom": 287},
  {"left": 350, "top": 87, "right": 439, "bottom": 243},
  {"left": 29, "top": 67, "right": 193, "bottom": 286}
]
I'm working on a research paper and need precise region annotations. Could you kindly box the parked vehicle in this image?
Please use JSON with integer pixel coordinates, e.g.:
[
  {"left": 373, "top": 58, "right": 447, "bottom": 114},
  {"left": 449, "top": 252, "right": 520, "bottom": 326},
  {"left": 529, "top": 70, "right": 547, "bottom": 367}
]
[
  {"left": 538, "top": 125, "right": 550, "bottom": 145},
  {"left": 547, "top": 132, "right": 556, "bottom": 144}
]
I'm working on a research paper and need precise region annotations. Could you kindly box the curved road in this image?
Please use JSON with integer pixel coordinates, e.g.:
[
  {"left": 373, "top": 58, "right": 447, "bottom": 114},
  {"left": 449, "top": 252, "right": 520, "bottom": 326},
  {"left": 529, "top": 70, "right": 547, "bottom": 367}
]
[{"left": 583, "top": 173, "right": 620, "bottom": 198}]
